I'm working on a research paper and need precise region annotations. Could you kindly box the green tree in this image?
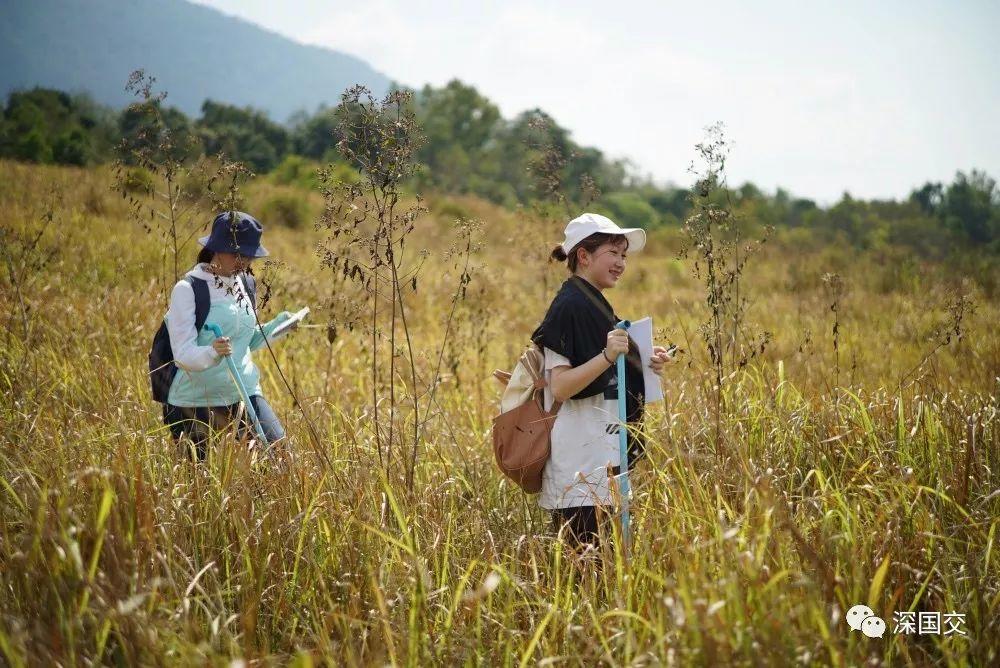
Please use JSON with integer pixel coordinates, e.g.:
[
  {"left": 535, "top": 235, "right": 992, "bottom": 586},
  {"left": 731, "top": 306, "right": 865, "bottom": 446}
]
[
  {"left": 11, "top": 128, "right": 52, "bottom": 163},
  {"left": 646, "top": 187, "right": 690, "bottom": 223},
  {"left": 939, "top": 170, "right": 999, "bottom": 244},
  {"left": 596, "top": 191, "right": 660, "bottom": 228},
  {"left": 197, "top": 100, "right": 289, "bottom": 172},
  {"left": 290, "top": 105, "right": 338, "bottom": 160},
  {"left": 0, "top": 88, "right": 114, "bottom": 165},
  {"left": 118, "top": 101, "right": 199, "bottom": 166},
  {"left": 52, "top": 127, "right": 90, "bottom": 165},
  {"left": 910, "top": 181, "right": 944, "bottom": 215},
  {"left": 412, "top": 80, "right": 502, "bottom": 193}
]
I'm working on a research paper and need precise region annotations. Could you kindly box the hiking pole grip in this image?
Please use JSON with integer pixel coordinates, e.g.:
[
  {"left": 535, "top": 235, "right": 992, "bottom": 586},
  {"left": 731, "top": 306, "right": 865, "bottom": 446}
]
[
  {"left": 203, "top": 322, "right": 269, "bottom": 446},
  {"left": 615, "top": 319, "right": 632, "bottom": 554}
]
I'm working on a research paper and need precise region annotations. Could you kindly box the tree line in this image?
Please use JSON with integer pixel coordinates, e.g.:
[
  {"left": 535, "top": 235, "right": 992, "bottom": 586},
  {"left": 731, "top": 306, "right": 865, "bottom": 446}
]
[{"left": 2, "top": 82, "right": 998, "bottom": 256}]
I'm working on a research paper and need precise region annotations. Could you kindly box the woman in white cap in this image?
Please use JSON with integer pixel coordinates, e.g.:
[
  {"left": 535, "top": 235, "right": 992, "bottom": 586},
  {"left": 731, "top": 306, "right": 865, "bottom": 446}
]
[{"left": 531, "top": 213, "right": 674, "bottom": 550}]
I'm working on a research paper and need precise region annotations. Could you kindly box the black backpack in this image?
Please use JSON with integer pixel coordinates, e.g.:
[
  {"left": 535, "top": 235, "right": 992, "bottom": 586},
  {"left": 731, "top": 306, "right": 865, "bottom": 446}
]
[{"left": 148, "top": 274, "right": 257, "bottom": 403}]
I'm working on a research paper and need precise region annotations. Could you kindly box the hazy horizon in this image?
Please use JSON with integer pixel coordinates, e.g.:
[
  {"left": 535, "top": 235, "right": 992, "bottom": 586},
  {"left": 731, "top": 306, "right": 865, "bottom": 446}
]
[{"left": 189, "top": 0, "right": 999, "bottom": 205}]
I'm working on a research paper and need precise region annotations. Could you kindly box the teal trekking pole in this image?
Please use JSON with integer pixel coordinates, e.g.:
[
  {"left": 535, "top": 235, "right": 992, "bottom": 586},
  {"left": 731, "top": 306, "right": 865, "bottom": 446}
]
[
  {"left": 203, "top": 322, "right": 269, "bottom": 446},
  {"left": 615, "top": 319, "right": 632, "bottom": 554}
]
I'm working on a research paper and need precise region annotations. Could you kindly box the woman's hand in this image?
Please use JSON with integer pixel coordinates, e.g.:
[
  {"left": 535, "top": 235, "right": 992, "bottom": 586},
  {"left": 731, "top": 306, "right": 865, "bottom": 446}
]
[
  {"left": 649, "top": 345, "right": 678, "bottom": 376},
  {"left": 212, "top": 336, "right": 232, "bottom": 357},
  {"left": 605, "top": 328, "right": 630, "bottom": 362}
]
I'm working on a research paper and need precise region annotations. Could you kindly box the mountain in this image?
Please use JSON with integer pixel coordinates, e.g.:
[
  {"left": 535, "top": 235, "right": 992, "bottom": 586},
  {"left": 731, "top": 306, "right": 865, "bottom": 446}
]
[{"left": 0, "top": 0, "right": 392, "bottom": 122}]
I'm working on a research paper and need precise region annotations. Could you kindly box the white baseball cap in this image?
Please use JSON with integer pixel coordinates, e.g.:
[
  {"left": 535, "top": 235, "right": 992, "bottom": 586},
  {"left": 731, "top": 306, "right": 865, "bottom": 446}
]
[{"left": 561, "top": 212, "right": 646, "bottom": 254}]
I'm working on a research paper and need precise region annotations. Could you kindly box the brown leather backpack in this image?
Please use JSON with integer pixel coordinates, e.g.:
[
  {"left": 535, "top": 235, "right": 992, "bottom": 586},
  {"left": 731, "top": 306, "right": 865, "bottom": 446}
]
[{"left": 491, "top": 345, "right": 562, "bottom": 493}]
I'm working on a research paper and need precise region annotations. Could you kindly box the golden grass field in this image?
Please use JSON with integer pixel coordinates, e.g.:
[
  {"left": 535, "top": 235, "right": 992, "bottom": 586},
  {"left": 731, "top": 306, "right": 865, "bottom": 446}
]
[{"left": 1, "top": 159, "right": 998, "bottom": 666}]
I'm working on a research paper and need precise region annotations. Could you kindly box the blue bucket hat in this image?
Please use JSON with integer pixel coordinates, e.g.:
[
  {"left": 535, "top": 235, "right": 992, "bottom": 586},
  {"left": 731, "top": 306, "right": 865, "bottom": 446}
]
[{"left": 198, "top": 211, "right": 269, "bottom": 258}]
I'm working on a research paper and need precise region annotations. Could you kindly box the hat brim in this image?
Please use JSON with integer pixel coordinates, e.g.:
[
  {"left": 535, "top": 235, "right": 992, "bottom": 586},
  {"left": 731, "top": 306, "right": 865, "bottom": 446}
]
[
  {"left": 620, "top": 228, "right": 646, "bottom": 253},
  {"left": 561, "top": 226, "right": 647, "bottom": 254},
  {"left": 198, "top": 235, "right": 269, "bottom": 258}
]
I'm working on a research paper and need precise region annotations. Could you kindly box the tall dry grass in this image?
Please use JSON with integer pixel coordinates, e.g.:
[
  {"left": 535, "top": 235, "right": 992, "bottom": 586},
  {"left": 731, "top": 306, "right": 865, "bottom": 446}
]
[{"left": 1, "top": 160, "right": 998, "bottom": 666}]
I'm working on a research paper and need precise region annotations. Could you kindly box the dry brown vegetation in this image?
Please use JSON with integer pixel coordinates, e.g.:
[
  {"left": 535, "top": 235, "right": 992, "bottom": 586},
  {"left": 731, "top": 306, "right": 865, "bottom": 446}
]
[{"left": 1, "top": 159, "right": 998, "bottom": 666}]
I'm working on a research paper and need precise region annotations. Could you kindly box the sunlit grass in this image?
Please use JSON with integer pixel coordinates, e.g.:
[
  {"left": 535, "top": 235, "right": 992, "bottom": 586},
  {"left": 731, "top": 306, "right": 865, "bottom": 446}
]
[{"left": 1, "top": 160, "right": 997, "bottom": 665}]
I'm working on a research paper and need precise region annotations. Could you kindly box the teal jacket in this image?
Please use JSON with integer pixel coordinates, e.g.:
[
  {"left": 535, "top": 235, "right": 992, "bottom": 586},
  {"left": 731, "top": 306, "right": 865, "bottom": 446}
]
[{"left": 165, "top": 264, "right": 289, "bottom": 407}]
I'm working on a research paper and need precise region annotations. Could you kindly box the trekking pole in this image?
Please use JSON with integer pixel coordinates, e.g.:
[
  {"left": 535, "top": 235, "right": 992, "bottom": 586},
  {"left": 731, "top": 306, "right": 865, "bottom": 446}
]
[
  {"left": 615, "top": 319, "right": 632, "bottom": 555},
  {"left": 203, "top": 322, "right": 269, "bottom": 446}
]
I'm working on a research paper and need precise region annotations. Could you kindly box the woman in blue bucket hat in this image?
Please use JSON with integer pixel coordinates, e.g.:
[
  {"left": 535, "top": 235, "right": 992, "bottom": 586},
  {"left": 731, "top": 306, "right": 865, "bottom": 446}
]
[{"left": 161, "top": 211, "right": 294, "bottom": 460}]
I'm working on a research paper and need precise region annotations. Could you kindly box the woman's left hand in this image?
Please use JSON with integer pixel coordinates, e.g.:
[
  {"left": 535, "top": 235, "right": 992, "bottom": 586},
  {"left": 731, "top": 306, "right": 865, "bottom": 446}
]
[{"left": 649, "top": 345, "right": 678, "bottom": 376}]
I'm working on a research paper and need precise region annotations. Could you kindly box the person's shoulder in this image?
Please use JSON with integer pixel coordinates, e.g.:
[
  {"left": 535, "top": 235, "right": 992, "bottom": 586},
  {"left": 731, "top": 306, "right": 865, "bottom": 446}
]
[
  {"left": 547, "top": 298, "right": 583, "bottom": 324},
  {"left": 172, "top": 274, "right": 200, "bottom": 289},
  {"left": 169, "top": 276, "right": 200, "bottom": 303},
  {"left": 545, "top": 285, "right": 578, "bottom": 313}
]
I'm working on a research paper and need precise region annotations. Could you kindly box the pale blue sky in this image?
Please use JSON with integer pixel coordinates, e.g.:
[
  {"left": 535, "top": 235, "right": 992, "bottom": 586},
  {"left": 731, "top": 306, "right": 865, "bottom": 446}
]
[{"left": 192, "top": 0, "right": 999, "bottom": 203}]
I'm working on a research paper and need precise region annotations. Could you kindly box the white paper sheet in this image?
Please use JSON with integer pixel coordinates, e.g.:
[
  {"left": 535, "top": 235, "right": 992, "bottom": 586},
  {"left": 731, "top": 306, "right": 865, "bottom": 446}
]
[
  {"left": 267, "top": 306, "right": 310, "bottom": 342},
  {"left": 628, "top": 316, "right": 663, "bottom": 403}
]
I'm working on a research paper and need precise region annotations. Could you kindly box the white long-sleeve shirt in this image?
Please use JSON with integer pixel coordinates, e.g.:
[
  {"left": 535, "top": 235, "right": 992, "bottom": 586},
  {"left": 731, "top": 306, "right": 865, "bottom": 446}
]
[{"left": 165, "top": 264, "right": 253, "bottom": 371}]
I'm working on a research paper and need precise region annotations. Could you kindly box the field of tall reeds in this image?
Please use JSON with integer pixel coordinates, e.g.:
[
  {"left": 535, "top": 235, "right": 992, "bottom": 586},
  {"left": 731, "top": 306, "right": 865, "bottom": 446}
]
[{"left": 1, "top": 157, "right": 998, "bottom": 666}]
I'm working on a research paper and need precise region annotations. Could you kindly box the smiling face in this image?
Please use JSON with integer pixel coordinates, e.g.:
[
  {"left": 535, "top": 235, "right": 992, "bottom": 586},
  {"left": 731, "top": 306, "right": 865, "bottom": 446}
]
[{"left": 575, "top": 237, "right": 629, "bottom": 290}]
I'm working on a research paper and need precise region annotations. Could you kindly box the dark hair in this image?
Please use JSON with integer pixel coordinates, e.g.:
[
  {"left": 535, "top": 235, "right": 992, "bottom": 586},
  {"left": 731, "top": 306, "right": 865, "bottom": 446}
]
[
  {"left": 550, "top": 232, "right": 628, "bottom": 273},
  {"left": 197, "top": 247, "right": 215, "bottom": 264}
]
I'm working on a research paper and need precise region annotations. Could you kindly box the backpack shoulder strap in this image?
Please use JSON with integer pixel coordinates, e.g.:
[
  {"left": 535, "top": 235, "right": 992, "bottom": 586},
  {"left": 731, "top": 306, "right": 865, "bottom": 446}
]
[
  {"left": 525, "top": 344, "right": 562, "bottom": 415},
  {"left": 520, "top": 346, "right": 545, "bottom": 385},
  {"left": 186, "top": 276, "right": 211, "bottom": 333},
  {"left": 239, "top": 273, "right": 257, "bottom": 310},
  {"left": 569, "top": 275, "right": 615, "bottom": 324}
]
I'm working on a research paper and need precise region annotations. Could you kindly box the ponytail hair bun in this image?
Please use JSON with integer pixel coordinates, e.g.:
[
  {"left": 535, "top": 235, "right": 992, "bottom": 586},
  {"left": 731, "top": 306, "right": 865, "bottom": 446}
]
[{"left": 550, "top": 244, "right": 568, "bottom": 263}]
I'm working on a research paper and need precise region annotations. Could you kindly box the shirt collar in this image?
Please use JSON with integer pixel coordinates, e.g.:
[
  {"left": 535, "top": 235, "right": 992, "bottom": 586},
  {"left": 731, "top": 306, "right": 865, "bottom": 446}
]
[{"left": 188, "top": 262, "right": 239, "bottom": 287}]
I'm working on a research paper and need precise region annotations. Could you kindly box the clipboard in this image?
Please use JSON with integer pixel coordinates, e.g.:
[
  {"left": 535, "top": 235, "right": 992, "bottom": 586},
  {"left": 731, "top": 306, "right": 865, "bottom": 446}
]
[
  {"left": 629, "top": 316, "right": 664, "bottom": 403},
  {"left": 267, "top": 307, "right": 309, "bottom": 342}
]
